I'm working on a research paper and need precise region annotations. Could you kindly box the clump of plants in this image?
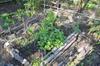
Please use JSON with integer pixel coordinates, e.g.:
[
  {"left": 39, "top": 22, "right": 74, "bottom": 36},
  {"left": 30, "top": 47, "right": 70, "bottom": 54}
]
[
  {"left": 0, "top": 13, "right": 15, "bottom": 29},
  {"left": 36, "top": 11, "right": 65, "bottom": 51},
  {"left": 14, "top": 0, "right": 42, "bottom": 21},
  {"left": 32, "top": 58, "right": 41, "bottom": 66},
  {"left": 23, "top": 0, "right": 42, "bottom": 17},
  {"left": 89, "top": 20, "right": 100, "bottom": 39},
  {"left": 85, "top": 1, "right": 96, "bottom": 10},
  {"left": 0, "top": 0, "right": 42, "bottom": 26},
  {"left": 16, "top": 26, "right": 35, "bottom": 46}
]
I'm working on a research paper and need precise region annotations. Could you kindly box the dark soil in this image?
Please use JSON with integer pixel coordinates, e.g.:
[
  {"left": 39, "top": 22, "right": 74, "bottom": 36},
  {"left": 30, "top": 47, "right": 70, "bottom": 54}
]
[
  {"left": 0, "top": 2, "right": 20, "bottom": 14},
  {"left": 77, "top": 45, "right": 100, "bottom": 66}
]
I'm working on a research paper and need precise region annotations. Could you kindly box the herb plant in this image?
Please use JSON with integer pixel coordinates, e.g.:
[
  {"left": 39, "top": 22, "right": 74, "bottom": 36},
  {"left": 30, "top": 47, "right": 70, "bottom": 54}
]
[
  {"left": 85, "top": 1, "right": 96, "bottom": 10},
  {"left": 24, "top": 0, "right": 42, "bottom": 17},
  {"left": 36, "top": 11, "right": 65, "bottom": 51},
  {"left": 0, "top": 13, "right": 15, "bottom": 29},
  {"left": 32, "top": 58, "right": 41, "bottom": 66},
  {"left": 89, "top": 20, "right": 100, "bottom": 40}
]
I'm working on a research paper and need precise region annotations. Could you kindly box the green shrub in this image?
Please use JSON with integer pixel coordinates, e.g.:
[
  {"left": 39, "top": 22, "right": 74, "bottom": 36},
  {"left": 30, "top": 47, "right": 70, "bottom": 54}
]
[
  {"left": 0, "top": 13, "right": 15, "bottom": 29},
  {"left": 16, "top": 26, "right": 35, "bottom": 46},
  {"left": 23, "top": 0, "right": 42, "bottom": 17},
  {"left": 89, "top": 20, "right": 100, "bottom": 40},
  {"left": 96, "top": 41, "right": 100, "bottom": 44},
  {"left": 32, "top": 59, "right": 41, "bottom": 66},
  {"left": 85, "top": 1, "right": 96, "bottom": 9},
  {"left": 15, "top": 0, "right": 42, "bottom": 19},
  {"left": 36, "top": 11, "right": 65, "bottom": 51}
]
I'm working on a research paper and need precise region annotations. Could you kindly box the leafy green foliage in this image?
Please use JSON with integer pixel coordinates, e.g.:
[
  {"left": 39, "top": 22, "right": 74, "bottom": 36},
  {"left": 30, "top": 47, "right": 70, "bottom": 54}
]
[
  {"left": 23, "top": 0, "right": 42, "bottom": 17},
  {"left": 85, "top": 1, "right": 96, "bottom": 9},
  {"left": 36, "top": 11, "right": 65, "bottom": 50},
  {"left": 96, "top": 41, "right": 100, "bottom": 44},
  {"left": 16, "top": 26, "right": 35, "bottom": 46},
  {"left": 0, "top": 13, "right": 15, "bottom": 29},
  {"left": 15, "top": 9, "right": 27, "bottom": 22},
  {"left": 89, "top": 20, "right": 100, "bottom": 40},
  {"left": 0, "top": 0, "right": 42, "bottom": 30},
  {"left": 16, "top": 38, "right": 28, "bottom": 46},
  {"left": 32, "top": 59, "right": 41, "bottom": 66},
  {"left": 14, "top": 0, "right": 42, "bottom": 20}
]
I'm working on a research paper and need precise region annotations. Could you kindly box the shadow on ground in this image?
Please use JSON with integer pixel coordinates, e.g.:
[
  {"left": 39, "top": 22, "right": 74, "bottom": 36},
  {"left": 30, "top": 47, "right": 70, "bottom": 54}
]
[{"left": 77, "top": 45, "right": 100, "bottom": 66}]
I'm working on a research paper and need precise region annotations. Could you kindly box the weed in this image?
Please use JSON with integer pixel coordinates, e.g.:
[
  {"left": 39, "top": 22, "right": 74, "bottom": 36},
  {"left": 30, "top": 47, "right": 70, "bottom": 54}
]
[
  {"left": 36, "top": 11, "right": 65, "bottom": 51},
  {"left": 0, "top": 13, "right": 15, "bottom": 29}
]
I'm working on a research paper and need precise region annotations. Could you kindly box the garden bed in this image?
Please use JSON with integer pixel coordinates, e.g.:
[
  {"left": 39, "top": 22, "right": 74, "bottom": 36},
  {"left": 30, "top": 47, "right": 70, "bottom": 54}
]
[
  {"left": 42, "top": 32, "right": 93, "bottom": 66},
  {"left": 0, "top": 10, "right": 73, "bottom": 66},
  {"left": 0, "top": 0, "right": 100, "bottom": 66}
]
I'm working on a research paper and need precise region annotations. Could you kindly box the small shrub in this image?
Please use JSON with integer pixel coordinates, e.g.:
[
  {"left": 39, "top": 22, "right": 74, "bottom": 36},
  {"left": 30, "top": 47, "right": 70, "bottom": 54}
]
[
  {"left": 89, "top": 20, "right": 100, "bottom": 40},
  {"left": 85, "top": 1, "right": 96, "bottom": 10},
  {"left": 16, "top": 26, "right": 35, "bottom": 46},
  {"left": 32, "top": 59, "right": 41, "bottom": 66},
  {"left": 36, "top": 11, "right": 65, "bottom": 51},
  {"left": 0, "top": 13, "right": 15, "bottom": 29},
  {"left": 23, "top": 0, "right": 42, "bottom": 17}
]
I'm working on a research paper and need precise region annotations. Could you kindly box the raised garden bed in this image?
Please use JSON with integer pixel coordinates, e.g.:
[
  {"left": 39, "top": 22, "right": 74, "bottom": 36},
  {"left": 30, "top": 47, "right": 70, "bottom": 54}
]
[
  {"left": 0, "top": 10, "right": 72, "bottom": 66},
  {"left": 0, "top": 0, "right": 100, "bottom": 66},
  {"left": 42, "top": 32, "right": 93, "bottom": 66}
]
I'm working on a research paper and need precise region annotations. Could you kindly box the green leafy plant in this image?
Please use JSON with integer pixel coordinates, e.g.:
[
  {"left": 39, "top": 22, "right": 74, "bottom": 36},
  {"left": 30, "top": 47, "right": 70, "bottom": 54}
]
[
  {"left": 36, "top": 11, "right": 65, "bottom": 51},
  {"left": 14, "top": 0, "right": 42, "bottom": 21},
  {"left": 23, "top": 0, "right": 42, "bottom": 17},
  {"left": 85, "top": 1, "right": 96, "bottom": 9},
  {"left": 32, "top": 58, "right": 41, "bottom": 66},
  {"left": 0, "top": 13, "right": 15, "bottom": 29},
  {"left": 16, "top": 26, "right": 35, "bottom": 46},
  {"left": 15, "top": 9, "right": 26, "bottom": 21},
  {"left": 89, "top": 20, "right": 100, "bottom": 40},
  {"left": 96, "top": 41, "right": 100, "bottom": 44}
]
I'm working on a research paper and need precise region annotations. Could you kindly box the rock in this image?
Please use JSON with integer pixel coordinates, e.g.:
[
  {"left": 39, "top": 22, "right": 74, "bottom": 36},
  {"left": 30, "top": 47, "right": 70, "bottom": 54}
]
[{"left": 7, "top": 34, "right": 16, "bottom": 40}]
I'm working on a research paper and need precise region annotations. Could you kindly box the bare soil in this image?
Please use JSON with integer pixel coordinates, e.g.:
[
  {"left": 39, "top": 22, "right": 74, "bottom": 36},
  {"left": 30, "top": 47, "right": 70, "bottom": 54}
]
[{"left": 0, "top": 2, "right": 20, "bottom": 14}]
